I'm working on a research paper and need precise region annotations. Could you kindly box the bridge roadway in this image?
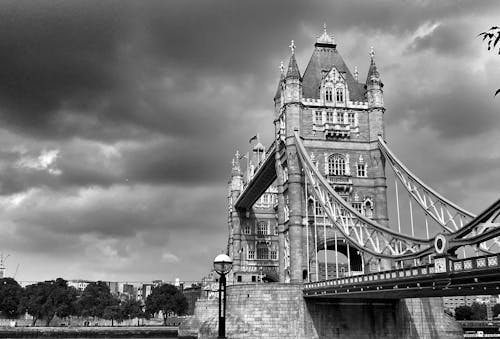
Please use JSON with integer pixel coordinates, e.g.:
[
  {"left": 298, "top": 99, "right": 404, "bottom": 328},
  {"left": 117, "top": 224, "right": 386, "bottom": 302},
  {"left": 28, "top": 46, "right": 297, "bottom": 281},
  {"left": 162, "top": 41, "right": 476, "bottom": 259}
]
[{"left": 304, "top": 253, "right": 500, "bottom": 299}]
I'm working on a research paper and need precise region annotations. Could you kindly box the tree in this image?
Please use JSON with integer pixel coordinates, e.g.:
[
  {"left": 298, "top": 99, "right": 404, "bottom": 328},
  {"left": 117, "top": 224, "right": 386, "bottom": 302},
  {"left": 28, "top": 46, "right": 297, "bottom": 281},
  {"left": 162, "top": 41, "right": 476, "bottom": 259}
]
[
  {"left": 0, "top": 278, "right": 23, "bottom": 319},
  {"left": 102, "top": 303, "right": 123, "bottom": 327},
  {"left": 145, "top": 284, "right": 188, "bottom": 325},
  {"left": 479, "top": 26, "right": 500, "bottom": 96},
  {"left": 76, "top": 281, "right": 116, "bottom": 319},
  {"left": 121, "top": 298, "right": 145, "bottom": 326},
  {"left": 471, "top": 302, "right": 487, "bottom": 321},
  {"left": 20, "top": 278, "right": 77, "bottom": 326},
  {"left": 454, "top": 305, "right": 473, "bottom": 320}
]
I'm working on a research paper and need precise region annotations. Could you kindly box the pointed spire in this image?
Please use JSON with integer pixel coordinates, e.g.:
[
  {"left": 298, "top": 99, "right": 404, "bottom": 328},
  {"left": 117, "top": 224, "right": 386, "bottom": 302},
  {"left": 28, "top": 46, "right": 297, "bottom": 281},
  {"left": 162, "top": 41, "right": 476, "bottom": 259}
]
[
  {"left": 366, "top": 46, "right": 381, "bottom": 84},
  {"left": 274, "top": 61, "right": 286, "bottom": 100},
  {"left": 231, "top": 151, "right": 241, "bottom": 173},
  {"left": 354, "top": 66, "right": 359, "bottom": 82},
  {"left": 289, "top": 40, "right": 296, "bottom": 54},
  {"left": 286, "top": 53, "right": 301, "bottom": 79}
]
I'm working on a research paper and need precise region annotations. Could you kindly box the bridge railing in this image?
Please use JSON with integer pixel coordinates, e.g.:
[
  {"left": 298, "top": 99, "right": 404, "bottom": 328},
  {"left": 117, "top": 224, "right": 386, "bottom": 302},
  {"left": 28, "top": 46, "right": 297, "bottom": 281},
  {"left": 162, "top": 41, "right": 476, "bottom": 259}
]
[{"left": 303, "top": 253, "right": 500, "bottom": 291}]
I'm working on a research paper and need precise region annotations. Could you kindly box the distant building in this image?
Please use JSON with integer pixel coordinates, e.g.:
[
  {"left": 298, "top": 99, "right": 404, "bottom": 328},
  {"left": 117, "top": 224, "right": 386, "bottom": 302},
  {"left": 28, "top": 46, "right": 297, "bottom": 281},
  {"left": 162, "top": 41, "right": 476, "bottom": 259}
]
[
  {"left": 139, "top": 284, "right": 154, "bottom": 301},
  {"left": 67, "top": 280, "right": 90, "bottom": 292},
  {"left": 443, "top": 295, "right": 499, "bottom": 313},
  {"left": 106, "top": 281, "right": 119, "bottom": 296}
]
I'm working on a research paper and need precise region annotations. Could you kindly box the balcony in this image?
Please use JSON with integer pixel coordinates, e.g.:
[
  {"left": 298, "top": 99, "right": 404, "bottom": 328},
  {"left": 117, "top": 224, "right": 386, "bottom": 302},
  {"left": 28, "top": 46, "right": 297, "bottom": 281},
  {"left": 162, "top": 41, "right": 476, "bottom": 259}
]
[
  {"left": 324, "top": 122, "right": 351, "bottom": 139},
  {"left": 327, "top": 175, "right": 352, "bottom": 192},
  {"left": 312, "top": 121, "right": 358, "bottom": 139}
]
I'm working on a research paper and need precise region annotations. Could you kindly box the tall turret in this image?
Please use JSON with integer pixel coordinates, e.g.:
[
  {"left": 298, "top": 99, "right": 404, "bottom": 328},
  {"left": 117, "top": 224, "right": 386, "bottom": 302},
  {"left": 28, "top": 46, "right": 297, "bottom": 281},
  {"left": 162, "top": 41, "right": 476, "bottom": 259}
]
[
  {"left": 283, "top": 40, "right": 302, "bottom": 107},
  {"left": 365, "top": 47, "right": 385, "bottom": 142},
  {"left": 274, "top": 61, "right": 285, "bottom": 117},
  {"left": 227, "top": 152, "right": 243, "bottom": 278},
  {"left": 365, "top": 47, "right": 384, "bottom": 109}
]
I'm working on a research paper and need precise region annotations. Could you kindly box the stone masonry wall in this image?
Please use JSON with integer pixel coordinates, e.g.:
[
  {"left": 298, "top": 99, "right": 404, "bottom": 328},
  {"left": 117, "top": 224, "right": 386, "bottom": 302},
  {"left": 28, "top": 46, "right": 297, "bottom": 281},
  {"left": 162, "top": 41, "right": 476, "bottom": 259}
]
[
  {"left": 306, "top": 297, "right": 463, "bottom": 339},
  {"left": 398, "top": 298, "right": 463, "bottom": 339},
  {"left": 180, "top": 283, "right": 318, "bottom": 339},
  {"left": 180, "top": 284, "right": 463, "bottom": 339}
]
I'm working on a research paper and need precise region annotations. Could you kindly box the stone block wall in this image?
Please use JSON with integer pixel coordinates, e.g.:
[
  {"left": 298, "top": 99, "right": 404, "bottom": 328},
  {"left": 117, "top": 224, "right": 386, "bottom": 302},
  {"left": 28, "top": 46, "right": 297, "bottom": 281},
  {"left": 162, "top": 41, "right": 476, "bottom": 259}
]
[
  {"left": 398, "top": 298, "right": 463, "bottom": 339},
  {"left": 180, "top": 283, "right": 463, "bottom": 339},
  {"left": 180, "top": 283, "right": 318, "bottom": 339},
  {"left": 306, "top": 297, "right": 463, "bottom": 339}
]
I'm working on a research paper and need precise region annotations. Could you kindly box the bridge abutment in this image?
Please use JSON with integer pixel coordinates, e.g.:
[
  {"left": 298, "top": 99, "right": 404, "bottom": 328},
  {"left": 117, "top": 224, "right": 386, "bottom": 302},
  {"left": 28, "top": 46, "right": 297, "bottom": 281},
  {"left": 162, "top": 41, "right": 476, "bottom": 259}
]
[{"left": 180, "top": 284, "right": 462, "bottom": 339}]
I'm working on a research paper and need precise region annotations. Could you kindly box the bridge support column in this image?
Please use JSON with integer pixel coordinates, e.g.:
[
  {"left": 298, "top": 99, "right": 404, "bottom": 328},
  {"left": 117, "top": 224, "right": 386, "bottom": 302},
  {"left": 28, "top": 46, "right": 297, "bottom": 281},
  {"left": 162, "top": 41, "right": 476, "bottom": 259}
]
[{"left": 287, "top": 142, "right": 303, "bottom": 283}]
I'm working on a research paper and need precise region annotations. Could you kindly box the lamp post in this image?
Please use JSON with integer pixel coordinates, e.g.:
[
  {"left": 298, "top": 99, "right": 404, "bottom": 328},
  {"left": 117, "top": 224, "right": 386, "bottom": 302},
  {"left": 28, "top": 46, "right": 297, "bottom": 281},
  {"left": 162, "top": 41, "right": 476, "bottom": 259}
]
[{"left": 213, "top": 254, "right": 233, "bottom": 339}]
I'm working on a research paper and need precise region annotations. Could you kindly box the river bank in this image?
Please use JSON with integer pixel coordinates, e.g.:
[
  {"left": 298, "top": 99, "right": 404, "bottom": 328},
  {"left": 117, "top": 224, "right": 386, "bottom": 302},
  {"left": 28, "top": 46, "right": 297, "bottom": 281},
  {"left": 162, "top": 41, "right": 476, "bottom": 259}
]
[{"left": 0, "top": 326, "right": 183, "bottom": 338}]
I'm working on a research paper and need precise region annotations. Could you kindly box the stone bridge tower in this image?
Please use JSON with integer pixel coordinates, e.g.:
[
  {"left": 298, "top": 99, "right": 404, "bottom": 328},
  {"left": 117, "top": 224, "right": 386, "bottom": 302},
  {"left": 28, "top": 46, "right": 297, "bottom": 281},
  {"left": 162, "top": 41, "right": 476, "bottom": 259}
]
[
  {"left": 273, "top": 28, "right": 389, "bottom": 283},
  {"left": 227, "top": 27, "right": 389, "bottom": 284}
]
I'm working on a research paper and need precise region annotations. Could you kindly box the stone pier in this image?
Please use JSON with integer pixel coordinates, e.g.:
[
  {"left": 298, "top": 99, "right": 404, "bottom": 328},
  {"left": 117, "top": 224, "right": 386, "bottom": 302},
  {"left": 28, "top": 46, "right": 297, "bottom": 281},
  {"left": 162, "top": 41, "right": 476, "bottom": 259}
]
[{"left": 179, "top": 283, "right": 463, "bottom": 339}]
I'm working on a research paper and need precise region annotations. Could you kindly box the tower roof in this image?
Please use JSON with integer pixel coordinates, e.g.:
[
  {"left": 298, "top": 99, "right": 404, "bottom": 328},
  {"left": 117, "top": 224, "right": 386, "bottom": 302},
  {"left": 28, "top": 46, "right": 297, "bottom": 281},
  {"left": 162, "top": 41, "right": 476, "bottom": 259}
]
[
  {"left": 366, "top": 47, "right": 382, "bottom": 85},
  {"left": 274, "top": 61, "right": 285, "bottom": 100},
  {"left": 286, "top": 53, "right": 301, "bottom": 79},
  {"left": 302, "top": 36, "right": 365, "bottom": 101}
]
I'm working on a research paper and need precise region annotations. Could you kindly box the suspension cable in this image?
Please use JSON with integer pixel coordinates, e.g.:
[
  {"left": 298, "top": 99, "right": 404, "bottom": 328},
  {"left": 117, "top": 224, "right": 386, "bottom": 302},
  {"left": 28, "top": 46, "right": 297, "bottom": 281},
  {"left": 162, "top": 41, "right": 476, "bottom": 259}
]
[
  {"left": 323, "top": 212, "right": 328, "bottom": 280},
  {"left": 313, "top": 197, "right": 319, "bottom": 282}
]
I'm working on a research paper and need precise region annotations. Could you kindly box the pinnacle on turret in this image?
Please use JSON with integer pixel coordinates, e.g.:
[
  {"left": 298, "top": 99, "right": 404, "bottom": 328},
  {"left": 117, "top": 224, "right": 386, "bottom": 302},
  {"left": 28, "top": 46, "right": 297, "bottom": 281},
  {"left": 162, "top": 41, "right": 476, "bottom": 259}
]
[
  {"left": 366, "top": 46, "right": 382, "bottom": 86},
  {"left": 365, "top": 46, "right": 384, "bottom": 108},
  {"left": 274, "top": 61, "right": 285, "bottom": 100},
  {"left": 286, "top": 41, "right": 301, "bottom": 79},
  {"left": 231, "top": 151, "right": 241, "bottom": 175}
]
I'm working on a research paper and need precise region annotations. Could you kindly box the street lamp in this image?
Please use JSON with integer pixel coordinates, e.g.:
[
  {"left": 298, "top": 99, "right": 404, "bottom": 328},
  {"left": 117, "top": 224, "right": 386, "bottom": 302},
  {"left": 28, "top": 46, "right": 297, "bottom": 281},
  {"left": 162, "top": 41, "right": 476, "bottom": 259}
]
[{"left": 213, "top": 254, "right": 233, "bottom": 339}]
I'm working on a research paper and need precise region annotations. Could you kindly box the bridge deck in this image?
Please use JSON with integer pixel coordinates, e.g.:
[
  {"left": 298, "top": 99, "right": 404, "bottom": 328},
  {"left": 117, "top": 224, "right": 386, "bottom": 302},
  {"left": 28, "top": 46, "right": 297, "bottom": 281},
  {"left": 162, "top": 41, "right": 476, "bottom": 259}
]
[
  {"left": 304, "top": 254, "right": 500, "bottom": 299},
  {"left": 234, "top": 143, "right": 277, "bottom": 210}
]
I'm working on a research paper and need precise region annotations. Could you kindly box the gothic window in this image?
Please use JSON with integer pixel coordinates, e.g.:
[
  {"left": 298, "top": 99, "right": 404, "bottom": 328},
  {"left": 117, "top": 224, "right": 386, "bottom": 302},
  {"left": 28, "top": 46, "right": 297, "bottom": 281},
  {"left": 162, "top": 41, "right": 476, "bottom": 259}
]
[
  {"left": 273, "top": 225, "right": 278, "bottom": 236},
  {"left": 314, "top": 200, "right": 323, "bottom": 216},
  {"left": 314, "top": 111, "right": 322, "bottom": 125},
  {"left": 270, "top": 250, "right": 277, "bottom": 260},
  {"left": 336, "top": 111, "right": 344, "bottom": 124},
  {"left": 257, "top": 221, "right": 268, "bottom": 235},
  {"left": 325, "top": 87, "right": 333, "bottom": 102},
  {"left": 336, "top": 88, "right": 344, "bottom": 102},
  {"left": 248, "top": 249, "right": 255, "bottom": 260},
  {"left": 257, "top": 245, "right": 269, "bottom": 260},
  {"left": 348, "top": 112, "right": 356, "bottom": 127},
  {"left": 364, "top": 200, "right": 373, "bottom": 218},
  {"left": 243, "top": 224, "right": 251, "bottom": 235},
  {"left": 357, "top": 163, "right": 367, "bottom": 177},
  {"left": 352, "top": 202, "right": 363, "bottom": 215},
  {"left": 328, "top": 154, "right": 346, "bottom": 176},
  {"left": 326, "top": 111, "right": 334, "bottom": 124},
  {"left": 261, "top": 194, "right": 270, "bottom": 206}
]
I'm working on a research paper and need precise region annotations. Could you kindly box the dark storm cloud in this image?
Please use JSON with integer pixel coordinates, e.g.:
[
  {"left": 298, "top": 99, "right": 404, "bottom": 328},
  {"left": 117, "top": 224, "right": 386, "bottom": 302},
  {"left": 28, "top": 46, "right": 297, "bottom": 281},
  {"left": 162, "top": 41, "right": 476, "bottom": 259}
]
[
  {"left": 0, "top": 1, "right": 129, "bottom": 138},
  {"left": 1, "top": 0, "right": 498, "bottom": 142},
  {"left": 0, "top": 0, "right": 498, "bottom": 281}
]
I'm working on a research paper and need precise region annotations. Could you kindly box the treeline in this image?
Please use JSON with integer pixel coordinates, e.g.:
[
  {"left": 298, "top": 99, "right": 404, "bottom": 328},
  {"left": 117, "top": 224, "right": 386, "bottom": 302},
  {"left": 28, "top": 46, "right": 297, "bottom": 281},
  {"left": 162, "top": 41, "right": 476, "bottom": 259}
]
[
  {"left": 454, "top": 302, "right": 500, "bottom": 321},
  {"left": 0, "top": 277, "right": 188, "bottom": 326}
]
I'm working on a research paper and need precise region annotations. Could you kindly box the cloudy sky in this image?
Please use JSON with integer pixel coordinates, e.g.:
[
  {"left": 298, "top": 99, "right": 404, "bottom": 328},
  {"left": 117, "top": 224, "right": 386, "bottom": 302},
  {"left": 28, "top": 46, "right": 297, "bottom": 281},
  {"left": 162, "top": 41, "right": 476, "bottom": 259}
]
[{"left": 0, "top": 0, "right": 498, "bottom": 282}]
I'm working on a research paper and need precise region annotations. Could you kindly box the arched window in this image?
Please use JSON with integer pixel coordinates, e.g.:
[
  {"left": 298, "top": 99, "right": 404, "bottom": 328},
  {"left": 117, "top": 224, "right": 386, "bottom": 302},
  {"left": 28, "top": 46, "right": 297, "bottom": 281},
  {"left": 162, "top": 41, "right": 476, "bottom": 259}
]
[
  {"left": 328, "top": 154, "right": 346, "bottom": 176},
  {"left": 364, "top": 199, "right": 373, "bottom": 218},
  {"left": 325, "top": 87, "right": 333, "bottom": 102},
  {"left": 336, "top": 88, "right": 344, "bottom": 102},
  {"left": 257, "top": 244, "right": 269, "bottom": 260}
]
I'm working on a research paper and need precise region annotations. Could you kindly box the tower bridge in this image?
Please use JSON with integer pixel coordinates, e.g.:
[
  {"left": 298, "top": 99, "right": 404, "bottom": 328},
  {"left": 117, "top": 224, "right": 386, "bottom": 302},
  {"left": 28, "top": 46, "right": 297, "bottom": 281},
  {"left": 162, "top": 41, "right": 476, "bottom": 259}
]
[{"left": 183, "top": 26, "right": 500, "bottom": 339}]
